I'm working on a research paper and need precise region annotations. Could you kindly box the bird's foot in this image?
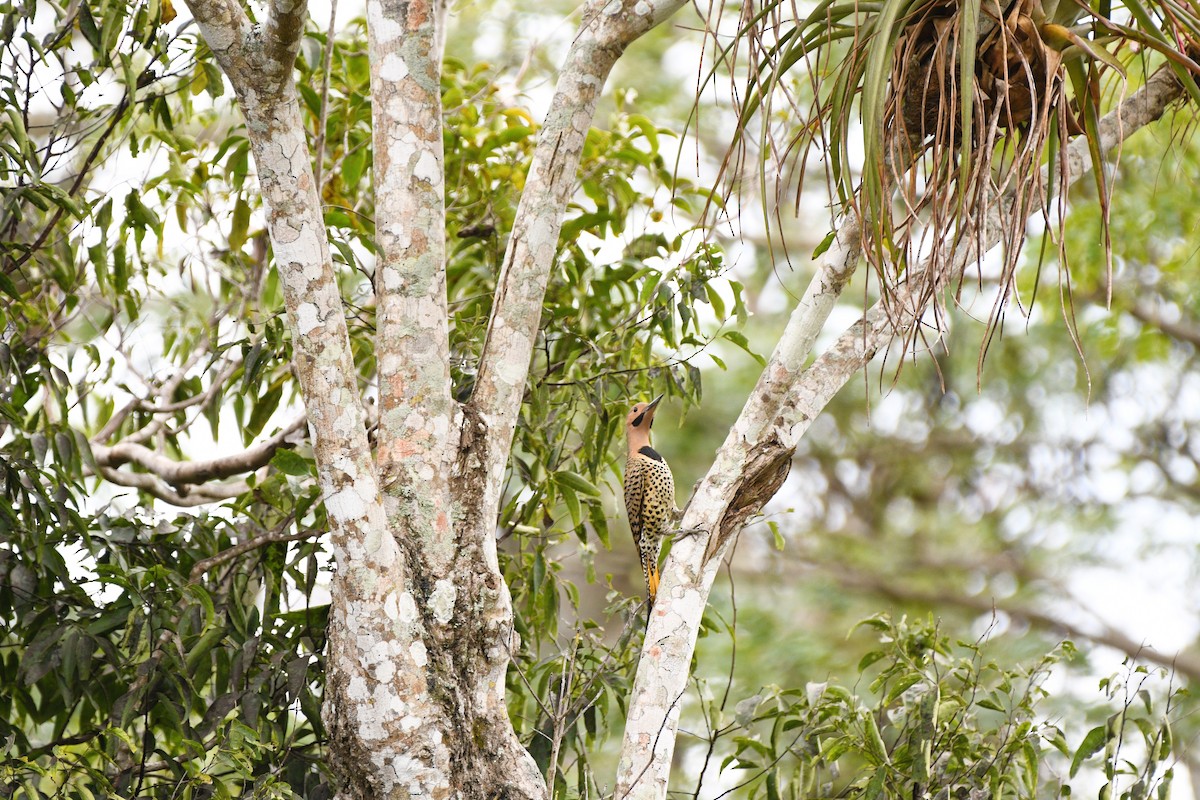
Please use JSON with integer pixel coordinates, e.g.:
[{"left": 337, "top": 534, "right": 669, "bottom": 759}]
[{"left": 670, "top": 527, "right": 707, "bottom": 540}]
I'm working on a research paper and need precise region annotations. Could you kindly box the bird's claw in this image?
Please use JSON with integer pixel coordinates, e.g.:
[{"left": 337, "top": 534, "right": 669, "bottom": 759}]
[{"left": 670, "top": 527, "right": 706, "bottom": 540}]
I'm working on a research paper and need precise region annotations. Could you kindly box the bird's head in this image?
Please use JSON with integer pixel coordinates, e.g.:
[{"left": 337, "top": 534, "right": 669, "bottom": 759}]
[{"left": 625, "top": 394, "right": 662, "bottom": 447}]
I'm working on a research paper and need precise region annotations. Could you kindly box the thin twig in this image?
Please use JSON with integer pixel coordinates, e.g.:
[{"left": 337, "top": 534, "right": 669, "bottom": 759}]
[
  {"left": 189, "top": 518, "right": 315, "bottom": 582},
  {"left": 545, "top": 635, "right": 579, "bottom": 789}
]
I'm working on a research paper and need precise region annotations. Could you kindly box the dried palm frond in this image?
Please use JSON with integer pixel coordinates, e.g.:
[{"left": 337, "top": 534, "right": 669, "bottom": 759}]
[{"left": 703, "top": 0, "right": 1200, "bottom": 363}]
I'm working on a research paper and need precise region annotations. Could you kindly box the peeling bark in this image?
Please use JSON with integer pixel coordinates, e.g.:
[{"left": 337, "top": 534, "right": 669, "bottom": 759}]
[{"left": 614, "top": 67, "right": 1185, "bottom": 800}]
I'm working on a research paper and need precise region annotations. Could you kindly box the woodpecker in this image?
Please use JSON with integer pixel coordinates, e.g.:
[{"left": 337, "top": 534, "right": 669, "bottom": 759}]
[{"left": 623, "top": 394, "right": 676, "bottom": 608}]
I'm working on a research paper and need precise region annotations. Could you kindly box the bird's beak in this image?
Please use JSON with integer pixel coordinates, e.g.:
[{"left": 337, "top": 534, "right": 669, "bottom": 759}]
[{"left": 645, "top": 395, "right": 663, "bottom": 428}]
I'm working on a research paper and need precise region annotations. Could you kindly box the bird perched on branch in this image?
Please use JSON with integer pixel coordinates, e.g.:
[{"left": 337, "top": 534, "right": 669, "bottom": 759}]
[{"left": 623, "top": 394, "right": 677, "bottom": 609}]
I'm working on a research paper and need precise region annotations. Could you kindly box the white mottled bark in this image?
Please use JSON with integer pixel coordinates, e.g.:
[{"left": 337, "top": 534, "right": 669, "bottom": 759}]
[
  {"left": 614, "top": 66, "right": 1185, "bottom": 799},
  {"left": 189, "top": 0, "right": 692, "bottom": 793},
  {"left": 181, "top": 1, "right": 470, "bottom": 797},
  {"left": 180, "top": 0, "right": 387, "bottom": 556},
  {"left": 369, "top": 0, "right": 455, "bottom": 520}
]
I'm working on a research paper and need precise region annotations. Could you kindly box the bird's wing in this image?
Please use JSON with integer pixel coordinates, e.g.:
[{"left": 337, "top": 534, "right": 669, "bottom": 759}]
[{"left": 624, "top": 460, "right": 644, "bottom": 539}]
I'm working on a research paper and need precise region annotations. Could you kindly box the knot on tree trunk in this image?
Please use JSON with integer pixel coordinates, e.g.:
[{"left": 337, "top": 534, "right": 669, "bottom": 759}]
[{"left": 705, "top": 443, "right": 793, "bottom": 561}]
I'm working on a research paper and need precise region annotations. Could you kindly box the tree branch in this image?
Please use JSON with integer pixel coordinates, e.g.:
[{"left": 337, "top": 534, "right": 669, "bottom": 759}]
[
  {"left": 614, "top": 65, "right": 1187, "bottom": 800},
  {"left": 182, "top": 0, "right": 251, "bottom": 63},
  {"left": 823, "top": 563, "right": 1200, "bottom": 684},
  {"left": 180, "top": 1, "right": 491, "bottom": 796},
  {"left": 1127, "top": 302, "right": 1200, "bottom": 347},
  {"left": 699, "top": 214, "right": 863, "bottom": 559},
  {"left": 183, "top": 0, "right": 392, "bottom": 651},
  {"left": 264, "top": 0, "right": 309, "bottom": 78},
  {"left": 467, "top": 0, "right": 687, "bottom": 523},
  {"left": 92, "top": 397, "right": 139, "bottom": 445},
  {"left": 311, "top": 0, "right": 339, "bottom": 196},
  {"left": 137, "top": 356, "right": 241, "bottom": 415},
  {"left": 189, "top": 520, "right": 318, "bottom": 581},
  {"left": 369, "top": 0, "right": 456, "bottom": 534},
  {"left": 90, "top": 415, "right": 306, "bottom": 486},
  {"left": 91, "top": 355, "right": 242, "bottom": 445},
  {"left": 93, "top": 465, "right": 251, "bottom": 506}
]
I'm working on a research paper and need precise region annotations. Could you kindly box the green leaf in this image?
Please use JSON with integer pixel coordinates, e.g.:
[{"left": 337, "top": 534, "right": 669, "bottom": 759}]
[
  {"left": 858, "top": 649, "right": 886, "bottom": 672},
  {"left": 863, "top": 767, "right": 887, "bottom": 800},
  {"left": 246, "top": 386, "right": 283, "bottom": 441},
  {"left": 812, "top": 229, "right": 836, "bottom": 259},
  {"left": 0, "top": 271, "right": 19, "bottom": 300},
  {"left": 185, "top": 625, "right": 227, "bottom": 676},
  {"left": 343, "top": 147, "right": 368, "bottom": 189},
  {"left": 78, "top": 2, "right": 102, "bottom": 49},
  {"left": 767, "top": 520, "right": 784, "bottom": 550},
  {"left": 229, "top": 196, "right": 251, "bottom": 250},
  {"left": 271, "top": 449, "right": 310, "bottom": 477},
  {"left": 884, "top": 672, "right": 924, "bottom": 705},
  {"left": 556, "top": 471, "right": 601, "bottom": 497},
  {"left": 863, "top": 711, "right": 890, "bottom": 765},
  {"left": 560, "top": 483, "right": 582, "bottom": 529},
  {"left": 722, "top": 331, "right": 766, "bottom": 366},
  {"left": 1070, "top": 725, "right": 1108, "bottom": 777},
  {"left": 852, "top": 614, "right": 892, "bottom": 634},
  {"left": 704, "top": 283, "right": 726, "bottom": 321},
  {"left": 589, "top": 502, "right": 611, "bottom": 549},
  {"left": 202, "top": 61, "right": 225, "bottom": 98},
  {"left": 531, "top": 549, "right": 545, "bottom": 593}
]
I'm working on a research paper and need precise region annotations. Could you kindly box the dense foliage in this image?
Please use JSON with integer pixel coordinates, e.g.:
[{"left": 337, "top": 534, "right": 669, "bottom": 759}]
[{"left": 698, "top": 616, "right": 1181, "bottom": 800}]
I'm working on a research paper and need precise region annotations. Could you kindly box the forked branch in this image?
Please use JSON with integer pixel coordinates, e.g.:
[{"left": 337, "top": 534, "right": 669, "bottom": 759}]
[
  {"left": 181, "top": 0, "right": 386, "bottom": 552},
  {"left": 94, "top": 465, "right": 252, "bottom": 506},
  {"left": 615, "top": 65, "right": 1187, "bottom": 800}
]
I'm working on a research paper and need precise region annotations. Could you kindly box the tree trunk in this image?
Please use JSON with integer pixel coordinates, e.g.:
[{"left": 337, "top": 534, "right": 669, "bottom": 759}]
[{"left": 181, "top": 0, "right": 687, "bottom": 794}]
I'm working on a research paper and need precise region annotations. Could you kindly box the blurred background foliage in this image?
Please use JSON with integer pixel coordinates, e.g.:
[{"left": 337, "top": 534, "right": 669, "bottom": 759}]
[{"left": 1, "top": 0, "right": 1198, "bottom": 797}]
